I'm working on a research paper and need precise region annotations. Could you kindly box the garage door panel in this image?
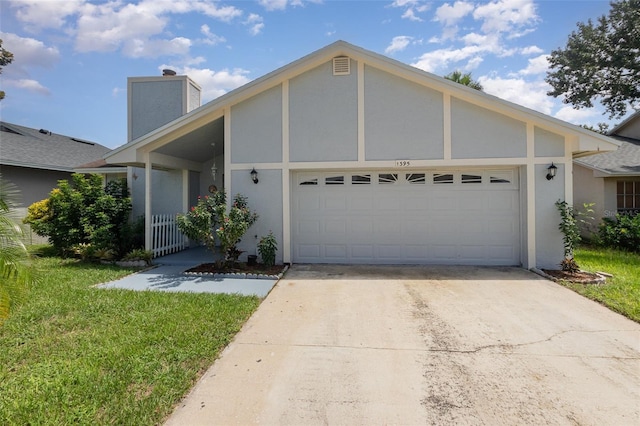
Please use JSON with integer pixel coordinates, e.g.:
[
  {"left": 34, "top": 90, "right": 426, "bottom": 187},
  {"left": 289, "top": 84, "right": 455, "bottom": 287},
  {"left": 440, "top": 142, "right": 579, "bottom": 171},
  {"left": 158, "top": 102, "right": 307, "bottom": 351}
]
[
  {"left": 325, "top": 245, "right": 347, "bottom": 259},
  {"left": 292, "top": 170, "right": 520, "bottom": 265},
  {"left": 324, "top": 196, "right": 347, "bottom": 210},
  {"left": 351, "top": 245, "right": 374, "bottom": 259}
]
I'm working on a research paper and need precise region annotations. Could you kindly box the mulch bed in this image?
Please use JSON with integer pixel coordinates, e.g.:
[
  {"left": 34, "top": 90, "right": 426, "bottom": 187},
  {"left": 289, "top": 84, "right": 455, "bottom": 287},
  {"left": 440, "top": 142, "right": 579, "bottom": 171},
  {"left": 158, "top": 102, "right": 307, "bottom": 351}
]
[
  {"left": 186, "top": 262, "right": 286, "bottom": 276},
  {"left": 542, "top": 269, "right": 605, "bottom": 284}
]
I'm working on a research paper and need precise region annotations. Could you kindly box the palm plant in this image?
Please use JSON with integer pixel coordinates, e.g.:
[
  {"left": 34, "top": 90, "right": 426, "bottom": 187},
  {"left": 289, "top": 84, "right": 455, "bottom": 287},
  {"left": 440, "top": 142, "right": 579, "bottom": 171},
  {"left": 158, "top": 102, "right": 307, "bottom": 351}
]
[
  {"left": 444, "top": 70, "right": 484, "bottom": 91},
  {"left": 0, "top": 174, "right": 35, "bottom": 324}
]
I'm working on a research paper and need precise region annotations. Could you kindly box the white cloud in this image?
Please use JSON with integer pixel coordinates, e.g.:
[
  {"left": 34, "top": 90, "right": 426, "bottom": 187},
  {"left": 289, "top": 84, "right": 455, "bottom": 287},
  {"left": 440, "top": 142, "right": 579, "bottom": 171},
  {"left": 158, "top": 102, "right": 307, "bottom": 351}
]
[
  {"left": 163, "top": 65, "right": 251, "bottom": 102},
  {"left": 478, "top": 75, "right": 553, "bottom": 114},
  {"left": 9, "top": 0, "right": 84, "bottom": 31},
  {"left": 258, "top": 0, "right": 315, "bottom": 11},
  {"left": 4, "top": 78, "right": 50, "bottom": 96},
  {"left": 245, "top": 14, "right": 265, "bottom": 36},
  {"left": 412, "top": 43, "right": 502, "bottom": 73},
  {"left": 554, "top": 106, "right": 599, "bottom": 124},
  {"left": 472, "top": 0, "right": 538, "bottom": 38},
  {"left": 434, "top": 1, "right": 474, "bottom": 27},
  {"left": 112, "top": 87, "right": 124, "bottom": 97},
  {"left": 520, "top": 45, "right": 543, "bottom": 55},
  {"left": 517, "top": 54, "right": 549, "bottom": 76},
  {"left": 390, "top": 0, "right": 430, "bottom": 22},
  {"left": 0, "top": 31, "right": 60, "bottom": 95},
  {"left": 199, "top": 24, "right": 226, "bottom": 46},
  {"left": 385, "top": 36, "right": 413, "bottom": 54},
  {"left": 122, "top": 37, "right": 192, "bottom": 58}
]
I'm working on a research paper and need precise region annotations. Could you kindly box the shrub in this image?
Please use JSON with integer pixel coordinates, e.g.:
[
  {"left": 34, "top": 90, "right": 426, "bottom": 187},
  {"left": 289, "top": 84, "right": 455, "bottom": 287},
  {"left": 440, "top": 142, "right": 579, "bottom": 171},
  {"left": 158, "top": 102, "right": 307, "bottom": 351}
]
[
  {"left": 597, "top": 214, "right": 640, "bottom": 253},
  {"left": 176, "top": 192, "right": 258, "bottom": 265},
  {"left": 258, "top": 231, "right": 278, "bottom": 266},
  {"left": 23, "top": 174, "right": 135, "bottom": 257},
  {"left": 122, "top": 249, "right": 153, "bottom": 264}
]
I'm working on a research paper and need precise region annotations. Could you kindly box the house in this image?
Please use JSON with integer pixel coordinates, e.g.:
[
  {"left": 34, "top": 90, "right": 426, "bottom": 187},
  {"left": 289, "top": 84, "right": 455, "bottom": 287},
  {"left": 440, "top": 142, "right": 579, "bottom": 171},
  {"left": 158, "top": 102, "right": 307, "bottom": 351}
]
[
  {"left": 574, "top": 111, "right": 640, "bottom": 225},
  {"left": 104, "top": 41, "right": 619, "bottom": 269},
  {"left": 0, "top": 121, "right": 116, "bottom": 214}
]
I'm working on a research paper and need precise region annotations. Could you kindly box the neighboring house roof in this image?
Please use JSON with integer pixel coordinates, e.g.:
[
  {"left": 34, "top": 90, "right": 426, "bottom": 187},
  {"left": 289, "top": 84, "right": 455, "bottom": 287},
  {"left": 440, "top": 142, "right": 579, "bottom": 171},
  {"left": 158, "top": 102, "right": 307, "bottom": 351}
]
[
  {"left": 574, "top": 111, "right": 640, "bottom": 176},
  {"left": 106, "top": 40, "right": 618, "bottom": 165},
  {"left": 0, "top": 121, "right": 111, "bottom": 172}
]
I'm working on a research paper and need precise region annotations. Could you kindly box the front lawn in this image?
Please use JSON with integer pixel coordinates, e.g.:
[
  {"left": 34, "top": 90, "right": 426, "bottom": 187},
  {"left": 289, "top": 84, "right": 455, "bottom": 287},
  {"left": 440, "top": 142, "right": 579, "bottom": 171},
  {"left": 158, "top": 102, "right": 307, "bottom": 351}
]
[
  {"left": 0, "top": 255, "right": 260, "bottom": 425},
  {"left": 568, "top": 246, "right": 640, "bottom": 322}
]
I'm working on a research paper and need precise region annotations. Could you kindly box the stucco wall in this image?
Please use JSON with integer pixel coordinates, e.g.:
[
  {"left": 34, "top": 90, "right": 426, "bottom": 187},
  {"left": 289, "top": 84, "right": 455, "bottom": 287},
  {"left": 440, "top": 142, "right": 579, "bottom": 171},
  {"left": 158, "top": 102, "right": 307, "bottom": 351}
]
[
  {"left": 130, "top": 79, "right": 184, "bottom": 141},
  {"left": 231, "top": 84, "right": 283, "bottom": 164},
  {"left": 2, "top": 165, "right": 72, "bottom": 207},
  {"left": 451, "top": 98, "right": 527, "bottom": 159},
  {"left": 230, "top": 169, "right": 283, "bottom": 264},
  {"left": 130, "top": 167, "right": 184, "bottom": 218},
  {"left": 535, "top": 163, "right": 565, "bottom": 269},
  {"left": 364, "top": 66, "right": 444, "bottom": 160},
  {"left": 534, "top": 127, "right": 564, "bottom": 157},
  {"left": 289, "top": 60, "right": 358, "bottom": 162},
  {"left": 573, "top": 163, "right": 605, "bottom": 230}
]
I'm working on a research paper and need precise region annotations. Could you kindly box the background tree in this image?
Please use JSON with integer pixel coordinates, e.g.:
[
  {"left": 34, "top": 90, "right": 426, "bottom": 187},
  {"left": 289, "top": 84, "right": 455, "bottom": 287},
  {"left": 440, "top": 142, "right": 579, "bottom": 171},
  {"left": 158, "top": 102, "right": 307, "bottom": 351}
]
[
  {"left": 0, "top": 175, "right": 35, "bottom": 324},
  {"left": 0, "top": 39, "right": 14, "bottom": 101},
  {"left": 546, "top": 0, "right": 640, "bottom": 119},
  {"left": 444, "top": 70, "right": 484, "bottom": 91}
]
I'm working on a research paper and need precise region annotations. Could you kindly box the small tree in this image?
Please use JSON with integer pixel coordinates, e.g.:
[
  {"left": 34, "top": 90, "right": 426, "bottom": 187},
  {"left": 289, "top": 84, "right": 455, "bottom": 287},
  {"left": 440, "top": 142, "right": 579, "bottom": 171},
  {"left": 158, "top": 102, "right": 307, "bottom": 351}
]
[
  {"left": 555, "top": 200, "right": 594, "bottom": 272},
  {"left": 176, "top": 192, "right": 258, "bottom": 266}
]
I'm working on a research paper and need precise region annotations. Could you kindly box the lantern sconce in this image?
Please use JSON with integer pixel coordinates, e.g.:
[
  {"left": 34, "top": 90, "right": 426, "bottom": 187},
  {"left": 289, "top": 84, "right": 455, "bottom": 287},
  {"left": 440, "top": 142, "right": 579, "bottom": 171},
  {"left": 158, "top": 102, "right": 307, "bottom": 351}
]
[
  {"left": 250, "top": 167, "right": 259, "bottom": 184},
  {"left": 546, "top": 163, "right": 557, "bottom": 180}
]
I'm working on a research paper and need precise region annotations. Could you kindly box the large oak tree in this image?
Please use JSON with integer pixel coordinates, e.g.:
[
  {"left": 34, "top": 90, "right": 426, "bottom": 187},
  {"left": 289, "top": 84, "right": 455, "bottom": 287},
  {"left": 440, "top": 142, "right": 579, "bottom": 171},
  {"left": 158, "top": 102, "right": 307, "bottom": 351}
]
[
  {"left": 545, "top": 0, "right": 639, "bottom": 119},
  {"left": 0, "top": 39, "right": 14, "bottom": 101}
]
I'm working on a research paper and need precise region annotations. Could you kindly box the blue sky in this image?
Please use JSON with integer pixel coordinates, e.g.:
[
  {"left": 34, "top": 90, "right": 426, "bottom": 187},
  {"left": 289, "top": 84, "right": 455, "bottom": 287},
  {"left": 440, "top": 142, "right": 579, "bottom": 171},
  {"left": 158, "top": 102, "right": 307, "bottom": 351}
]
[{"left": 1, "top": 0, "right": 617, "bottom": 149}]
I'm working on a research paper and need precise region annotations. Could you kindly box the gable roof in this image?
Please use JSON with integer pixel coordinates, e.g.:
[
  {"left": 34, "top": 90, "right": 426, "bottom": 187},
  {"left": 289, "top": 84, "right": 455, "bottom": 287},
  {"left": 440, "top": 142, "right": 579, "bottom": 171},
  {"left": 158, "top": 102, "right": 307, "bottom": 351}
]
[
  {"left": 574, "top": 111, "right": 640, "bottom": 176},
  {"left": 1, "top": 121, "right": 112, "bottom": 172},
  {"left": 106, "top": 40, "right": 619, "bottom": 164}
]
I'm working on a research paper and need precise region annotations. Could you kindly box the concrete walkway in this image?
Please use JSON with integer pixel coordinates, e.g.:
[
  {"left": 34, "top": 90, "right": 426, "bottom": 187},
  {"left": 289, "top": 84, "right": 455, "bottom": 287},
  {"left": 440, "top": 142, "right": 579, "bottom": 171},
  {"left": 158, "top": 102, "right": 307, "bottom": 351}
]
[
  {"left": 98, "top": 247, "right": 277, "bottom": 297},
  {"left": 165, "top": 264, "right": 640, "bottom": 425}
]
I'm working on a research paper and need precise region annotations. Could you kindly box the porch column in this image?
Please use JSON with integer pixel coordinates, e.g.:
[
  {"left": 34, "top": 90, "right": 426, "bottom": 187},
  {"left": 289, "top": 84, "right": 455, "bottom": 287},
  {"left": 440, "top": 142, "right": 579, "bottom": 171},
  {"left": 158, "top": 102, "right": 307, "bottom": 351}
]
[{"left": 144, "top": 152, "right": 152, "bottom": 251}]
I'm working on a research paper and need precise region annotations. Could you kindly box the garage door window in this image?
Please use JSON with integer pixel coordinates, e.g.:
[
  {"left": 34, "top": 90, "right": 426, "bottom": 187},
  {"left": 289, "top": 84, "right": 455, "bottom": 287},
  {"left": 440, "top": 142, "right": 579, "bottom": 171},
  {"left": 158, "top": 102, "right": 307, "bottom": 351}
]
[
  {"left": 352, "top": 174, "right": 371, "bottom": 184},
  {"left": 462, "top": 174, "right": 482, "bottom": 184},
  {"left": 326, "top": 176, "right": 344, "bottom": 185},
  {"left": 300, "top": 177, "right": 318, "bottom": 186},
  {"left": 434, "top": 173, "right": 454, "bottom": 184},
  {"left": 406, "top": 173, "right": 426, "bottom": 184},
  {"left": 379, "top": 173, "right": 399, "bottom": 184}
]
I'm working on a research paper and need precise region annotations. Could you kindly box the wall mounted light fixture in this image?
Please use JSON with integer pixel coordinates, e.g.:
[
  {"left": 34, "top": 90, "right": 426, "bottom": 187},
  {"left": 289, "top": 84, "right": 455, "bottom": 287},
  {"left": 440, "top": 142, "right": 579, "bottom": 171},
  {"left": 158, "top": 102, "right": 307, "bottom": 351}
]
[
  {"left": 546, "top": 163, "right": 557, "bottom": 180},
  {"left": 250, "top": 168, "right": 259, "bottom": 184}
]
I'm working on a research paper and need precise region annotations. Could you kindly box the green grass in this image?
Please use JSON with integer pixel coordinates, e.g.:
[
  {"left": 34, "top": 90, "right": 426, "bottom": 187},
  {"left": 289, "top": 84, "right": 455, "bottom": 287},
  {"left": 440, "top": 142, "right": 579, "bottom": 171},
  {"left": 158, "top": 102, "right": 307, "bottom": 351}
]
[
  {"left": 0, "top": 254, "right": 261, "bottom": 425},
  {"left": 567, "top": 246, "right": 640, "bottom": 322}
]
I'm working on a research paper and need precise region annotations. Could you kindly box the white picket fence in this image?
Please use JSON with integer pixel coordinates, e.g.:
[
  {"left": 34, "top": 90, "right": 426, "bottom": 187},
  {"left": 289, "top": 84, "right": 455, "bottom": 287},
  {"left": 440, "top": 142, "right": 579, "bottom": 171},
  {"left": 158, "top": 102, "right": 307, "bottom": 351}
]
[{"left": 151, "top": 214, "right": 186, "bottom": 258}]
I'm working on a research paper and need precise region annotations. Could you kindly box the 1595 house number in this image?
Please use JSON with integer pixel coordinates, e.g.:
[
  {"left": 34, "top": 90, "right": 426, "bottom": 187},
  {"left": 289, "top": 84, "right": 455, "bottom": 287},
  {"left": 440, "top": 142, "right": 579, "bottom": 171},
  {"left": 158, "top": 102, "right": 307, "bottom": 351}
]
[{"left": 395, "top": 160, "right": 411, "bottom": 167}]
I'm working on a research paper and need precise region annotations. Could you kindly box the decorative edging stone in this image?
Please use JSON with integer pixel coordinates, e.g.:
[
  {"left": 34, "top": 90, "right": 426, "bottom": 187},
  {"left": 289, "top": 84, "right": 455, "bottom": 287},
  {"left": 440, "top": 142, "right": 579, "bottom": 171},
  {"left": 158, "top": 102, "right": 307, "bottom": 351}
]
[
  {"left": 530, "top": 267, "right": 607, "bottom": 285},
  {"left": 101, "top": 260, "right": 151, "bottom": 267},
  {"left": 184, "top": 264, "right": 289, "bottom": 280}
]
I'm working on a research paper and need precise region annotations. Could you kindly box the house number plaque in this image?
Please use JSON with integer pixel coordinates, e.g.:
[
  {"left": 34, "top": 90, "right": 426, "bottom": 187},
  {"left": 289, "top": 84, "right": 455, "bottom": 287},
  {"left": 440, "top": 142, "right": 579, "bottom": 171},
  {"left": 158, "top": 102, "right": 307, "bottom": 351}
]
[{"left": 395, "top": 160, "right": 411, "bottom": 167}]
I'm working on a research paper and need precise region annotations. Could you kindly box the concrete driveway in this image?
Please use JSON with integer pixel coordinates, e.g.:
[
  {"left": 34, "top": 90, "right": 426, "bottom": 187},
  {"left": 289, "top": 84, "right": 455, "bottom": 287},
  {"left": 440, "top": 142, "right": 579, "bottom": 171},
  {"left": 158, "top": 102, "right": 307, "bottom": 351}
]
[{"left": 165, "top": 265, "right": 640, "bottom": 425}]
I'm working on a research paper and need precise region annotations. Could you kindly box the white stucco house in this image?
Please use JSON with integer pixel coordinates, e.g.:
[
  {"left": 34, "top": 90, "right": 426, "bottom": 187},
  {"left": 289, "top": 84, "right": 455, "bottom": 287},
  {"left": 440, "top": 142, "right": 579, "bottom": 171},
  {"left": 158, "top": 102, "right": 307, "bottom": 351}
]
[{"left": 103, "top": 41, "right": 619, "bottom": 269}]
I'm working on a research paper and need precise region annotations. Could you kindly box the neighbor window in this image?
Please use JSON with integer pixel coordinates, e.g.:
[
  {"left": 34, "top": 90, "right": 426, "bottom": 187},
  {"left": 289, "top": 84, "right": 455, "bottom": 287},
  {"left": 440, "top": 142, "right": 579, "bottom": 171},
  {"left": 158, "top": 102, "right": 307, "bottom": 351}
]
[{"left": 617, "top": 181, "right": 640, "bottom": 215}]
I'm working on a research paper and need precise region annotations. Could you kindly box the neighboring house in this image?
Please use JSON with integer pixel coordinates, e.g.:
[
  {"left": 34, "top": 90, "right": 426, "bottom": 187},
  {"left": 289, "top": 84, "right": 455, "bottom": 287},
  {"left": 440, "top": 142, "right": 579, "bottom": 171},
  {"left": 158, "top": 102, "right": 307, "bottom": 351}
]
[
  {"left": 574, "top": 111, "right": 640, "bottom": 226},
  {"left": 0, "top": 121, "right": 115, "bottom": 210},
  {"left": 104, "top": 41, "right": 619, "bottom": 269}
]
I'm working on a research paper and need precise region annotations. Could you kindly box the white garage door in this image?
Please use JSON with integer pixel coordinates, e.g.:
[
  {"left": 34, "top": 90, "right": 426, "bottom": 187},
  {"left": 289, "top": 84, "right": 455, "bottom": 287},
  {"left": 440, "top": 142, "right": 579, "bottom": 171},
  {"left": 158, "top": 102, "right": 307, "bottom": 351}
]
[{"left": 292, "top": 169, "right": 521, "bottom": 265}]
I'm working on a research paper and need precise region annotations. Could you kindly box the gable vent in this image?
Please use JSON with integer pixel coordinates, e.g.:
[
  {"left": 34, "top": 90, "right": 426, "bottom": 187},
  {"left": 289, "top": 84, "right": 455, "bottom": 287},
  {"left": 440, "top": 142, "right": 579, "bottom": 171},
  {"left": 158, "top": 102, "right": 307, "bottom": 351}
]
[{"left": 333, "top": 56, "right": 350, "bottom": 75}]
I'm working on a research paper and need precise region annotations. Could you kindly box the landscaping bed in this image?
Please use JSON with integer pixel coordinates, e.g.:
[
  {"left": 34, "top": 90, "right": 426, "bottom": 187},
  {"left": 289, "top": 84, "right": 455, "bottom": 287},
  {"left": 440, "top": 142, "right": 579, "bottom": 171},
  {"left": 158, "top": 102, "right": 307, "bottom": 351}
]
[{"left": 185, "top": 262, "right": 288, "bottom": 279}]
